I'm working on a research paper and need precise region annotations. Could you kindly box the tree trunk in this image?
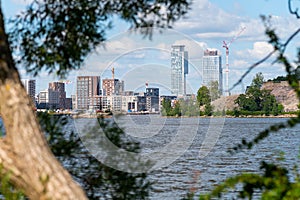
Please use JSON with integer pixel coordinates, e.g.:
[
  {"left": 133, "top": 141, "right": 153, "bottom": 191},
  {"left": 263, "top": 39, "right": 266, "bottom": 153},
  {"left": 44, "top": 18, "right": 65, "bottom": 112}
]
[{"left": 0, "top": 4, "right": 87, "bottom": 200}]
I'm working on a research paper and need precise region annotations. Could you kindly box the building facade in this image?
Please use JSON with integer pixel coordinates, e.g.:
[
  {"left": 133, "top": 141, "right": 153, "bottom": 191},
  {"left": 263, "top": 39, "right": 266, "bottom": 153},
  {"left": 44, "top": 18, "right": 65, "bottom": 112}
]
[
  {"left": 101, "top": 95, "right": 122, "bottom": 112},
  {"left": 21, "top": 79, "right": 36, "bottom": 104},
  {"left": 37, "top": 89, "right": 48, "bottom": 109},
  {"left": 122, "top": 96, "right": 138, "bottom": 112},
  {"left": 146, "top": 88, "right": 159, "bottom": 112},
  {"left": 137, "top": 96, "right": 147, "bottom": 111},
  {"left": 49, "top": 82, "right": 66, "bottom": 109},
  {"left": 65, "top": 98, "right": 73, "bottom": 110},
  {"left": 48, "top": 89, "right": 59, "bottom": 109},
  {"left": 102, "top": 79, "right": 124, "bottom": 96},
  {"left": 202, "top": 49, "right": 223, "bottom": 93},
  {"left": 171, "top": 45, "right": 188, "bottom": 96},
  {"left": 71, "top": 95, "right": 77, "bottom": 110},
  {"left": 76, "top": 76, "right": 101, "bottom": 110}
]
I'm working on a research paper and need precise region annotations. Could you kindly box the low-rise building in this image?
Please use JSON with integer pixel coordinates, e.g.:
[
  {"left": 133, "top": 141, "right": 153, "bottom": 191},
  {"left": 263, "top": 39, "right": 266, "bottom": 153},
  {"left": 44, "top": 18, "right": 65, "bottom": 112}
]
[
  {"left": 122, "top": 96, "right": 138, "bottom": 112},
  {"left": 146, "top": 88, "right": 159, "bottom": 112},
  {"left": 101, "top": 96, "right": 122, "bottom": 112}
]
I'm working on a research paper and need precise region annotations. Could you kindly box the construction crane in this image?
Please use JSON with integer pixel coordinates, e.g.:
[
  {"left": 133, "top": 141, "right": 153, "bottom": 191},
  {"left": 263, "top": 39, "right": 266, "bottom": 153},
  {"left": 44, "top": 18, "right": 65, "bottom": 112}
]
[
  {"left": 111, "top": 67, "right": 115, "bottom": 80},
  {"left": 222, "top": 26, "right": 246, "bottom": 96},
  {"left": 58, "top": 80, "right": 72, "bottom": 84}
]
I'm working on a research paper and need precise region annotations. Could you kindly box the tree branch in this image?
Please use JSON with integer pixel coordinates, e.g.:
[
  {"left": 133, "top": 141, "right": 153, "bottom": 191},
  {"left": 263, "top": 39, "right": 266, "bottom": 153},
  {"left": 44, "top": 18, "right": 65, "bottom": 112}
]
[
  {"left": 0, "top": 5, "right": 87, "bottom": 199},
  {"left": 229, "top": 50, "right": 276, "bottom": 92},
  {"left": 288, "top": 0, "right": 300, "bottom": 19},
  {"left": 229, "top": 26, "right": 300, "bottom": 93}
]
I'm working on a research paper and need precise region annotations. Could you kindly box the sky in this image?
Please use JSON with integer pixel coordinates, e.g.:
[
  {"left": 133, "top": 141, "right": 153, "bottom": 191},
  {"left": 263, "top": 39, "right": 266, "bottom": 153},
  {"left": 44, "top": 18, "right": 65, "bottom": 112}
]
[{"left": 3, "top": 0, "right": 300, "bottom": 97}]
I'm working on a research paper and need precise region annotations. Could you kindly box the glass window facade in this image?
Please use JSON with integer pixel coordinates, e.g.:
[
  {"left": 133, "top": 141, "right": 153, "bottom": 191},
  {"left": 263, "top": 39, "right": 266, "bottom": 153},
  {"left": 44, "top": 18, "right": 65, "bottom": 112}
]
[
  {"left": 171, "top": 45, "right": 188, "bottom": 96},
  {"left": 202, "top": 50, "right": 223, "bottom": 93}
]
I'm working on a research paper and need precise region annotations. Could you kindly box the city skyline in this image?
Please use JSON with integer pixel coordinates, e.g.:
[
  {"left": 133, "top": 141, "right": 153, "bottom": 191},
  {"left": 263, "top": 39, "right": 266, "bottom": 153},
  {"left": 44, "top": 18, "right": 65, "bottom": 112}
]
[{"left": 5, "top": 0, "right": 297, "bottom": 97}]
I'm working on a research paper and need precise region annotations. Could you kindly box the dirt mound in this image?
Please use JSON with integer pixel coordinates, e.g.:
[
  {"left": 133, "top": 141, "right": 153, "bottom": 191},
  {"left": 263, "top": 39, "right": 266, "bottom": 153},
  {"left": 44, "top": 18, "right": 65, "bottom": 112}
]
[
  {"left": 211, "top": 81, "right": 299, "bottom": 112},
  {"left": 262, "top": 81, "right": 298, "bottom": 112},
  {"left": 212, "top": 95, "right": 239, "bottom": 111}
]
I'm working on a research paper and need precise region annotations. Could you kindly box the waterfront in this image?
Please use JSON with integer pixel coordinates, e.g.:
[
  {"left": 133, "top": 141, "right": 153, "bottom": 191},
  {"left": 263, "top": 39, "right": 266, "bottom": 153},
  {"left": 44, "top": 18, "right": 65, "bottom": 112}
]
[
  {"left": 5, "top": 115, "right": 289, "bottom": 198},
  {"left": 73, "top": 116, "right": 300, "bottom": 199}
]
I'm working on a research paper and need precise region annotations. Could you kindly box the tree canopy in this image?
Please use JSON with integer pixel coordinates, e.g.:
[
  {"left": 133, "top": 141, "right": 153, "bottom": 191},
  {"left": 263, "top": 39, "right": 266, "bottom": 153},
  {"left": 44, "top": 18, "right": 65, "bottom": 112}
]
[
  {"left": 198, "top": 1, "right": 300, "bottom": 199},
  {"left": 208, "top": 81, "right": 221, "bottom": 101},
  {"left": 197, "top": 86, "right": 211, "bottom": 106},
  {"left": 0, "top": 0, "right": 192, "bottom": 198},
  {"left": 235, "top": 73, "right": 283, "bottom": 115},
  {"left": 9, "top": 0, "right": 191, "bottom": 77}
]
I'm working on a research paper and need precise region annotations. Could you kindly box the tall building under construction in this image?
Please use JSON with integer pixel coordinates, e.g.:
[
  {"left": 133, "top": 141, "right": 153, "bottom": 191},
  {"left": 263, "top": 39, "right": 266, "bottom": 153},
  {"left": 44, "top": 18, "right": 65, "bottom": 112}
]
[
  {"left": 171, "top": 45, "right": 188, "bottom": 96},
  {"left": 202, "top": 49, "right": 223, "bottom": 93},
  {"left": 102, "top": 79, "right": 124, "bottom": 96}
]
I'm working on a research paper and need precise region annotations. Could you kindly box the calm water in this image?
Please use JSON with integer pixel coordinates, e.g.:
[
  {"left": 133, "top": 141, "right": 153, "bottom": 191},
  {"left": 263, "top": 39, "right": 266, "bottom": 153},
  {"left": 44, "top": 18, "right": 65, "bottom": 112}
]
[
  {"left": 0, "top": 116, "right": 298, "bottom": 199},
  {"left": 73, "top": 116, "right": 300, "bottom": 199}
]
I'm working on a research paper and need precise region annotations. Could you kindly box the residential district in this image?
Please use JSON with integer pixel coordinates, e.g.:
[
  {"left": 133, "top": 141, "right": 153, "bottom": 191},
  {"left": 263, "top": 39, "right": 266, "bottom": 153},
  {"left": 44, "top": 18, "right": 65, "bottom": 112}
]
[{"left": 21, "top": 45, "right": 298, "bottom": 115}]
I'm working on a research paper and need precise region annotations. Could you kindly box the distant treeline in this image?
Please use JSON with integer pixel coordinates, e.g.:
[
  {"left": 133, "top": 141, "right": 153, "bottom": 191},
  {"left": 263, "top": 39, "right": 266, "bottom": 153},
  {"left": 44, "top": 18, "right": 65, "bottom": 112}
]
[{"left": 268, "top": 74, "right": 300, "bottom": 83}]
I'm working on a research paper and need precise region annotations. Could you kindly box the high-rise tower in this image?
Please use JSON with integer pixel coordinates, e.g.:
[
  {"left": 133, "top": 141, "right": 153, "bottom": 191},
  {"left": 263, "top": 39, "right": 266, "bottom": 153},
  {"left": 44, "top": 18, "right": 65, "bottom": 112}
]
[
  {"left": 76, "top": 76, "right": 101, "bottom": 109},
  {"left": 202, "top": 49, "right": 223, "bottom": 93},
  {"left": 171, "top": 45, "right": 188, "bottom": 96},
  {"left": 49, "top": 82, "right": 66, "bottom": 109},
  {"left": 21, "top": 79, "right": 36, "bottom": 104}
]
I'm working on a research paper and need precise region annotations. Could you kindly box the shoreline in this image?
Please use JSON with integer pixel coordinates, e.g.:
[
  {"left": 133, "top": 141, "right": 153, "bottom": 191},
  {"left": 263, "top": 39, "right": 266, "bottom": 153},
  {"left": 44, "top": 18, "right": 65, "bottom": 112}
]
[
  {"left": 161, "top": 114, "right": 298, "bottom": 119},
  {"left": 67, "top": 113, "right": 298, "bottom": 119}
]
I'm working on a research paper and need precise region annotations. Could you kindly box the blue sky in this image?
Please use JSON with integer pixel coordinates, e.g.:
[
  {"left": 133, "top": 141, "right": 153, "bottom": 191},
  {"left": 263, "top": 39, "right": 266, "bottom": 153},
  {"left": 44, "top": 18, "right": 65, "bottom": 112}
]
[{"left": 3, "top": 0, "right": 300, "bottom": 96}]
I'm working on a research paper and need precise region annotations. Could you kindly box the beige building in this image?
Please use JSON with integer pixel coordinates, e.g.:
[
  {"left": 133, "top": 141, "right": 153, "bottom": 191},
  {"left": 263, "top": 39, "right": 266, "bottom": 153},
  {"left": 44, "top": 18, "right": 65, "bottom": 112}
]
[
  {"left": 101, "top": 95, "right": 122, "bottom": 112},
  {"left": 102, "top": 79, "right": 124, "bottom": 96},
  {"left": 122, "top": 96, "right": 138, "bottom": 112},
  {"left": 76, "top": 76, "right": 101, "bottom": 110}
]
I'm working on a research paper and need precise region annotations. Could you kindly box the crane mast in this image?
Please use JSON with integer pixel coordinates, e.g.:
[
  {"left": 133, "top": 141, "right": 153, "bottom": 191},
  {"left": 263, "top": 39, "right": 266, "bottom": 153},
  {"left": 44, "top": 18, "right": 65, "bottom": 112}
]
[
  {"left": 222, "top": 27, "right": 246, "bottom": 96},
  {"left": 111, "top": 67, "right": 115, "bottom": 80}
]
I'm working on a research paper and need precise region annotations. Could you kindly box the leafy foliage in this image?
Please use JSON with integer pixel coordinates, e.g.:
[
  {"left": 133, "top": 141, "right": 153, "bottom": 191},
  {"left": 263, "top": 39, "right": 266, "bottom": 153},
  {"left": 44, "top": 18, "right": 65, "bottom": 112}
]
[
  {"left": 235, "top": 73, "right": 283, "bottom": 115},
  {"left": 251, "top": 72, "right": 264, "bottom": 89},
  {"left": 208, "top": 81, "right": 221, "bottom": 101},
  {"left": 268, "top": 75, "right": 288, "bottom": 82},
  {"left": 9, "top": 0, "right": 191, "bottom": 77},
  {"left": 37, "top": 112, "right": 151, "bottom": 199},
  {"left": 197, "top": 86, "right": 211, "bottom": 106},
  {"left": 161, "top": 98, "right": 200, "bottom": 117},
  {"left": 200, "top": 161, "right": 300, "bottom": 200},
  {"left": 0, "top": 167, "right": 25, "bottom": 200},
  {"left": 161, "top": 99, "right": 182, "bottom": 116},
  {"left": 204, "top": 103, "right": 213, "bottom": 116},
  {"left": 161, "top": 99, "right": 173, "bottom": 116},
  {"left": 197, "top": 85, "right": 214, "bottom": 116},
  {"left": 179, "top": 99, "right": 200, "bottom": 117},
  {"left": 198, "top": 1, "right": 300, "bottom": 199}
]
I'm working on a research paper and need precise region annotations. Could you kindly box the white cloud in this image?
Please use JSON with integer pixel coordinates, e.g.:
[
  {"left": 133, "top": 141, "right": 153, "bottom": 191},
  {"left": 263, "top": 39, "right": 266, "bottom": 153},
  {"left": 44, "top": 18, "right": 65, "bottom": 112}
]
[
  {"left": 174, "top": 0, "right": 242, "bottom": 36},
  {"left": 173, "top": 0, "right": 300, "bottom": 47},
  {"left": 15, "top": 0, "right": 299, "bottom": 97},
  {"left": 237, "top": 41, "right": 273, "bottom": 60},
  {"left": 96, "top": 37, "right": 139, "bottom": 56},
  {"left": 269, "top": 15, "right": 300, "bottom": 39},
  {"left": 232, "top": 60, "right": 249, "bottom": 69},
  {"left": 173, "top": 39, "right": 206, "bottom": 59}
]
